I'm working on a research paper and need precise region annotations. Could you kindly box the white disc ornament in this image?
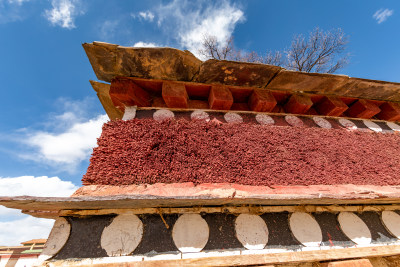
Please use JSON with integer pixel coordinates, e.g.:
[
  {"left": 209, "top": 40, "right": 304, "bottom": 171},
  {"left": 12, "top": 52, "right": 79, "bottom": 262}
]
[
  {"left": 101, "top": 215, "right": 143, "bottom": 256},
  {"left": 122, "top": 106, "right": 137, "bottom": 120},
  {"left": 255, "top": 114, "right": 275, "bottom": 125},
  {"left": 235, "top": 214, "right": 269, "bottom": 250},
  {"left": 363, "top": 120, "right": 382, "bottom": 132},
  {"left": 224, "top": 112, "right": 243, "bottom": 123},
  {"left": 38, "top": 218, "right": 71, "bottom": 261},
  {"left": 285, "top": 115, "right": 304, "bottom": 127},
  {"left": 386, "top": 122, "right": 400, "bottom": 132},
  {"left": 191, "top": 110, "right": 210, "bottom": 121},
  {"left": 172, "top": 214, "right": 209, "bottom": 253},
  {"left": 338, "top": 212, "right": 371, "bottom": 245},
  {"left": 289, "top": 212, "right": 322, "bottom": 247},
  {"left": 153, "top": 109, "right": 175, "bottom": 121},
  {"left": 313, "top": 117, "right": 332, "bottom": 129},
  {"left": 338, "top": 118, "right": 357, "bottom": 130},
  {"left": 381, "top": 211, "right": 400, "bottom": 238}
]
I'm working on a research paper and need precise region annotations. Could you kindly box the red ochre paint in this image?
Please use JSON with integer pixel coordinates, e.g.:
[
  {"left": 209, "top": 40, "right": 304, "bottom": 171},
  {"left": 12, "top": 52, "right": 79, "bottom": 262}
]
[{"left": 82, "top": 119, "right": 400, "bottom": 186}]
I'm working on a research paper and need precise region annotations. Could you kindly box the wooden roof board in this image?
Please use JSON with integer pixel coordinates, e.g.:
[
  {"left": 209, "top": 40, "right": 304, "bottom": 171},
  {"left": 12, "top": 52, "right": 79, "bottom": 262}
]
[
  {"left": 83, "top": 42, "right": 202, "bottom": 83},
  {"left": 83, "top": 42, "right": 400, "bottom": 103},
  {"left": 2, "top": 184, "right": 400, "bottom": 218}
]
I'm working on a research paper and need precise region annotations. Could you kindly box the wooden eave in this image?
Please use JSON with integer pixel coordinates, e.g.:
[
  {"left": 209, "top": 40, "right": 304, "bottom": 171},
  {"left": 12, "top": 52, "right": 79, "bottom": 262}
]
[{"left": 83, "top": 41, "right": 400, "bottom": 103}]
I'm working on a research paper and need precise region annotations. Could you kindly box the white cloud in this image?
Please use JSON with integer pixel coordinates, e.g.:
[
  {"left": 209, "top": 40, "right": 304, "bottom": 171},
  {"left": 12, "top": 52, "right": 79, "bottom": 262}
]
[
  {"left": 98, "top": 19, "right": 135, "bottom": 44},
  {"left": 133, "top": 41, "right": 160, "bottom": 47},
  {"left": 24, "top": 114, "right": 108, "bottom": 167},
  {"left": 137, "top": 10, "right": 154, "bottom": 22},
  {"left": 0, "top": 0, "right": 29, "bottom": 23},
  {"left": 7, "top": 0, "right": 30, "bottom": 5},
  {"left": 0, "top": 206, "right": 21, "bottom": 217},
  {"left": 44, "top": 0, "right": 84, "bottom": 29},
  {"left": 0, "top": 216, "right": 55, "bottom": 246},
  {"left": 0, "top": 175, "right": 78, "bottom": 246},
  {"left": 0, "top": 176, "right": 77, "bottom": 197},
  {"left": 0, "top": 175, "right": 78, "bottom": 218},
  {"left": 99, "top": 19, "right": 120, "bottom": 40},
  {"left": 1, "top": 98, "right": 107, "bottom": 172},
  {"left": 154, "top": 0, "right": 245, "bottom": 58},
  {"left": 373, "top": 8, "right": 394, "bottom": 24}
]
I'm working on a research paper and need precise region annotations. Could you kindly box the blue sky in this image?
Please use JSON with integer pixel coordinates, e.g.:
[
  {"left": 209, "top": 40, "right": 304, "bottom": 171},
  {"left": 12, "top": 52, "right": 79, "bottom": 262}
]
[{"left": 0, "top": 0, "right": 398, "bottom": 245}]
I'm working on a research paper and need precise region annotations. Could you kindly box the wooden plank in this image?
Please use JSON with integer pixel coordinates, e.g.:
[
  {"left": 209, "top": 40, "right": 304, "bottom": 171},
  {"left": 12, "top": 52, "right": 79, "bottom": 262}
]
[
  {"left": 58, "top": 204, "right": 400, "bottom": 217},
  {"left": 46, "top": 245, "right": 400, "bottom": 266},
  {"left": 90, "top": 81, "right": 123, "bottom": 120},
  {"left": 320, "top": 259, "right": 373, "bottom": 267},
  {"left": 3, "top": 194, "right": 400, "bottom": 217}
]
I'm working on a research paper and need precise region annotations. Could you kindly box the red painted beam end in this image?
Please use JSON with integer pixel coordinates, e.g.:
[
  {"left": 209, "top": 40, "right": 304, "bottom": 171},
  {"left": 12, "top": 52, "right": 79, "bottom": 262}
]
[
  {"left": 376, "top": 102, "right": 400, "bottom": 121},
  {"left": 346, "top": 99, "right": 381, "bottom": 119},
  {"left": 209, "top": 85, "right": 234, "bottom": 110},
  {"left": 110, "top": 77, "right": 151, "bottom": 107},
  {"left": 248, "top": 89, "right": 277, "bottom": 112},
  {"left": 284, "top": 94, "right": 313, "bottom": 114},
  {"left": 315, "top": 96, "right": 348, "bottom": 117},
  {"left": 162, "top": 81, "right": 189, "bottom": 108}
]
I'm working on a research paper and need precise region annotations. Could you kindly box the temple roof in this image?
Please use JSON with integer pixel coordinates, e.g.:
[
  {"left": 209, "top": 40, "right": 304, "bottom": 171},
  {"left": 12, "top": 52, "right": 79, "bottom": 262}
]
[
  {"left": 21, "top": 239, "right": 47, "bottom": 245},
  {"left": 84, "top": 42, "right": 400, "bottom": 123},
  {"left": 2, "top": 42, "right": 400, "bottom": 218},
  {"left": 83, "top": 41, "right": 400, "bottom": 102}
]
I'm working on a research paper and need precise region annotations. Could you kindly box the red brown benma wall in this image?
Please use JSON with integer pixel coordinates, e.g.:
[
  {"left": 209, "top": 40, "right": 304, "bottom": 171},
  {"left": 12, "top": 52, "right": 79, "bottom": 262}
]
[{"left": 83, "top": 119, "right": 400, "bottom": 186}]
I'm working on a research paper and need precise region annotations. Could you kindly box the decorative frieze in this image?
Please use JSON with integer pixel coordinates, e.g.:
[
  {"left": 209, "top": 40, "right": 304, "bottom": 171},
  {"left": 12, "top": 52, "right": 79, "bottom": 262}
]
[{"left": 45, "top": 210, "right": 400, "bottom": 262}]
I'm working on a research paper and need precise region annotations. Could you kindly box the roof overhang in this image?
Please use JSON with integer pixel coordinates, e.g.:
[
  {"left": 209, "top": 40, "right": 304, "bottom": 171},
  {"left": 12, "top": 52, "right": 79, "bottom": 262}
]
[
  {"left": 3, "top": 184, "right": 400, "bottom": 219},
  {"left": 83, "top": 41, "right": 400, "bottom": 102}
]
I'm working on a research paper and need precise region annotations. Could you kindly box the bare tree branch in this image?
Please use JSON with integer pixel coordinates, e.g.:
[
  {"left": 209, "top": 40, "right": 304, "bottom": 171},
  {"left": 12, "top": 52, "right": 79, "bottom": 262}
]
[
  {"left": 199, "top": 27, "right": 349, "bottom": 74},
  {"left": 197, "top": 34, "right": 234, "bottom": 60},
  {"left": 198, "top": 34, "right": 284, "bottom": 66},
  {"left": 286, "top": 27, "right": 349, "bottom": 73}
]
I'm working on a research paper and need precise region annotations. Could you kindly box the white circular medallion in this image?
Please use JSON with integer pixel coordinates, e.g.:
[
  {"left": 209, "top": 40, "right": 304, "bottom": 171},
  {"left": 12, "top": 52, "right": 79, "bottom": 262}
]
[
  {"left": 289, "top": 212, "right": 322, "bottom": 247},
  {"left": 338, "top": 118, "right": 357, "bottom": 130},
  {"left": 235, "top": 214, "right": 269, "bottom": 250},
  {"left": 153, "top": 109, "right": 175, "bottom": 121},
  {"left": 338, "top": 212, "right": 371, "bottom": 245},
  {"left": 38, "top": 218, "right": 71, "bottom": 261},
  {"left": 191, "top": 110, "right": 210, "bottom": 121},
  {"left": 101, "top": 215, "right": 143, "bottom": 256},
  {"left": 381, "top": 211, "right": 400, "bottom": 238},
  {"left": 285, "top": 115, "right": 304, "bottom": 127},
  {"left": 363, "top": 120, "right": 382, "bottom": 132},
  {"left": 255, "top": 114, "right": 275, "bottom": 125},
  {"left": 224, "top": 112, "right": 243, "bottom": 123},
  {"left": 387, "top": 122, "right": 400, "bottom": 132},
  {"left": 122, "top": 106, "right": 137, "bottom": 121},
  {"left": 312, "top": 117, "right": 332, "bottom": 129},
  {"left": 172, "top": 214, "right": 209, "bottom": 253}
]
